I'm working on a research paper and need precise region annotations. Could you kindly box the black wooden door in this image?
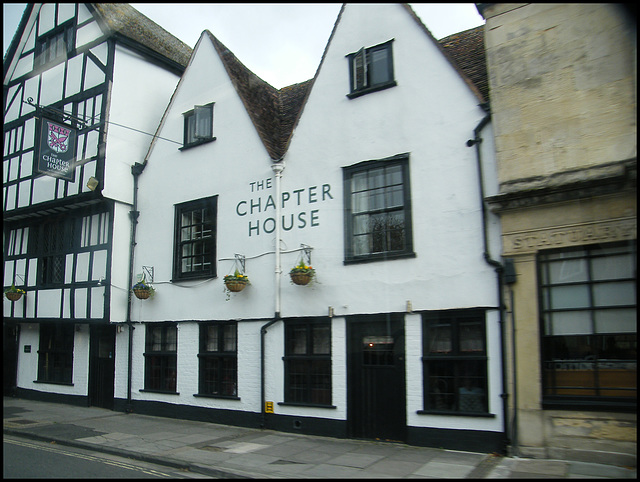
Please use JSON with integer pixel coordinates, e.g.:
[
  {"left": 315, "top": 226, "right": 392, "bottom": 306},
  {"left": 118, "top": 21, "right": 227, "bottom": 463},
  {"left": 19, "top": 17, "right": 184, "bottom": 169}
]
[
  {"left": 89, "top": 325, "right": 115, "bottom": 409},
  {"left": 3, "top": 323, "right": 19, "bottom": 396},
  {"left": 347, "top": 314, "right": 406, "bottom": 442}
]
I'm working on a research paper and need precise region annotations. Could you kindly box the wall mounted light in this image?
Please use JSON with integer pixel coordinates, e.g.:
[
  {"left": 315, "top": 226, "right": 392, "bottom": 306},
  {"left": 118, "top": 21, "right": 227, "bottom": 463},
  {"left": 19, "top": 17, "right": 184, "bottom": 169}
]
[
  {"left": 328, "top": 306, "right": 334, "bottom": 318},
  {"left": 86, "top": 177, "right": 99, "bottom": 191},
  {"left": 406, "top": 300, "right": 413, "bottom": 313}
]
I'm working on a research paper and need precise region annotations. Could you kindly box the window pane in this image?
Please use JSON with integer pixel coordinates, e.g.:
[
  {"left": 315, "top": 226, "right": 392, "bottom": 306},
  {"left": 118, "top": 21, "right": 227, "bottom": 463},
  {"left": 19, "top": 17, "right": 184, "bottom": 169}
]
[
  {"left": 353, "top": 234, "right": 371, "bottom": 256},
  {"left": 592, "top": 254, "right": 634, "bottom": 280},
  {"left": 352, "top": 192, "right": 368, "bottom": 213},
  {"left": 369, "top": 47, "right": 390, "bottom": 85},
  {"left": 427, "top": 324, "right": 451, "bottom": 354},
  {"left": 546, "top": 259, "right": 588, "bottom": 283},
  {"left": 312, "top": 325, "right": 330, "bottom": 354},
  {"left": 290, "top": 326, "right": 307, "bottom": 355},
  {"left": 594, "top": 309, "right": 637, "bottom": 334},
  {"left": 194, "top": 105, "right": 212, "bottom": 139},
  {"left": 206, "top": 326, "right": 218, "bottom": 351},
  {"left": 427, "top": 360, "right": 455, "bottom": 410},
  {"left": 550, "top": 311, "right": 592, "bottom": 335},
  {"left": 460, "top": 322, "right": 484, "bottom": 352},
  {"left": 223, "top": 324, "right": 237, "bottom": 352},
  {"left": 165, "top": 326, "right": 177, "bottom": 351},
  {"left": 550, "top": 284, "right": 590, "bottom": 309},
  {"left": 593, "top": 281, "right": 635, "bottom": 307}
]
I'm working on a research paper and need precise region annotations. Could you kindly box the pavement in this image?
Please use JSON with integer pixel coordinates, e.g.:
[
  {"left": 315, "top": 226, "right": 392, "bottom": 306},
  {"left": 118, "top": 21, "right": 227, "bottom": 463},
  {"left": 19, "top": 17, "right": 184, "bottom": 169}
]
[{"left": 3, "top": 397, "right": 636, "bottom": 479}]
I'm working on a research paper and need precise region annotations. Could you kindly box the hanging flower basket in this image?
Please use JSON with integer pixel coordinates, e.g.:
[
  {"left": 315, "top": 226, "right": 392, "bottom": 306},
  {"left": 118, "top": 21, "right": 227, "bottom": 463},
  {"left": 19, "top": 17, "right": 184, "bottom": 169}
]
[
  {"left": 5, "top": 285, "right": 25, "bottom": 301},
  {"left": 289, "top": 261, "right": 315, "bottom": 286},
  {"left": 224, "top": 270, "right": 250, "bottom": 293},
  {"left": 132, "top": 278, "right": 155, "bottom": 300}
]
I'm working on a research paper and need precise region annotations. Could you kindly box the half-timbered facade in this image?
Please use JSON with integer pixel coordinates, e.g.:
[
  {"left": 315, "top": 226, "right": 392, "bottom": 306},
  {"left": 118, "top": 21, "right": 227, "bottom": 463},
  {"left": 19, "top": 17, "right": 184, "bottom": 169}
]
[
  {"left": 119, "top": 4, "right": 505, "bottom": 453},
  {"left": 3, "top": 4, "right": 191, "bottom": 408}
]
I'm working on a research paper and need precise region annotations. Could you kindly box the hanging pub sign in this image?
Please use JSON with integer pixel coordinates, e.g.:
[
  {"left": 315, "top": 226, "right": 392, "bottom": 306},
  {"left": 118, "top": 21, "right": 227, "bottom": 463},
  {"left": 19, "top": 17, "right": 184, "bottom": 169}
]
[{"left": 36, "top": 117, "right": 77, "bottom": 181}]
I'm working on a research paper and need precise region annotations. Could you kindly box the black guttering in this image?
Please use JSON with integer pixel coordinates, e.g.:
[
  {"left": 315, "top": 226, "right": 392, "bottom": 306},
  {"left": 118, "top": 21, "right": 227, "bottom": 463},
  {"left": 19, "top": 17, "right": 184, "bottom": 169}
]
[
  {"left": 125, "top": 161, "right": 145, "bottom": 412},
  {"left": 467, "top": 105, "right": 510, "bottom": 455}
]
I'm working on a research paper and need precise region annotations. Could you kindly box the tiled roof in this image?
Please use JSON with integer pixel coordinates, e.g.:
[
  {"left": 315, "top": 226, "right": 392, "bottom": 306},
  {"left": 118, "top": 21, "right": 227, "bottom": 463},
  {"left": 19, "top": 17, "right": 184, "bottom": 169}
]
[
  {"left": 438, "top": 26, "right": 489, "bottom": 103},
  {"left": 90, "top": 3, "right": 193, "bottom": 71}
]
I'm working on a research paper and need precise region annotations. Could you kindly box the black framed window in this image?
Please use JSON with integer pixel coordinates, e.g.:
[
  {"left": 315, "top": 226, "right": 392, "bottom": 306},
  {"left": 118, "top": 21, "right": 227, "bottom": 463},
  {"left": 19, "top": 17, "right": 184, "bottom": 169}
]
[
  {"left": 284, "top": 319, "right": 332, "bottom": 406},
  {"left": 422, "top": 310, "right": 489, "bottom": 414},
  {"left": 198, "top": 322, "right": 238, "bottom": 398},
  {"left": 346, "top": 39, "right": 396, "bottom": 99},
  {"left": 144, "top": 324, "right": 177, "bottom": 393},
  {"left": 35, "top": 22, "right": 74, "bottom": 67},
  {"left": 182, "top": 104, "right": 215, "bottom": 148},
  {"left": 343, "top": 154, "right": 413, "bottom": 263},
  {"left": 539, "top": 242, "right": 636, "bottom": 409},
  {"left": 37, "top": 323, "right": 74, "bottom": 384},
  {"left": 31, "top": 215, "right": 77, "bottom": 286},
  {"left": 173, "top": 196, "right": 217, "bottom": 281}
]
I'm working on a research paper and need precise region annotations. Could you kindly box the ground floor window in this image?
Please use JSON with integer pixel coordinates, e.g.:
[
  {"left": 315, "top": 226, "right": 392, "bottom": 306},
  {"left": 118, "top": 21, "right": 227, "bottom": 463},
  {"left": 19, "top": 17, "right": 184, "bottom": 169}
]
[
  {"left": 144, "top": 324, "right": 177, "bottom": 392},
  {"left": 539, "top": 242, "right": 636, "bottom": 408},
  {"left": 37, "top": 323, "right": 74, "bottom": 384},
  {"left": 284, "top": 318, "right": 332, "bottom": 405},
  {"left": 198, "top": 322, "right": 237, "bottom": 397},
  {"left": 422, "top": 310, "right": 488, "bottom": 414}
]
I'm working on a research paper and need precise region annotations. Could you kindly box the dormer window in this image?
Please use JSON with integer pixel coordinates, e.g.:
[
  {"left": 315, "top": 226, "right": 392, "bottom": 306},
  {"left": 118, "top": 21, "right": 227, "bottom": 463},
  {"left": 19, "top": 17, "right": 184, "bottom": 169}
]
[
  {"left": 35, "top": 22, "right": 74, "bottom": 67},
  {"left": 182, "top": 103, "right": 215, "bottom": 149},
  {"left": 347, "top": 40, "right": 396, "bottom": 99}
]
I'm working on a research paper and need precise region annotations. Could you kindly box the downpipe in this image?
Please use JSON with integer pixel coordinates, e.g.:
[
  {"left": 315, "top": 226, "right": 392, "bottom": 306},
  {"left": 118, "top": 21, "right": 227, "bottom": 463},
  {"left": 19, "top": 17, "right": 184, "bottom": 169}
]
[
  {"left": 261, "top": 160, "right": 285, "bottom": 429},
  {"left": 125, "top": 162, "right": 146, "bottom": 413},
  {"left": 467, "top": 109, "right": 511, "bottom": 455}
]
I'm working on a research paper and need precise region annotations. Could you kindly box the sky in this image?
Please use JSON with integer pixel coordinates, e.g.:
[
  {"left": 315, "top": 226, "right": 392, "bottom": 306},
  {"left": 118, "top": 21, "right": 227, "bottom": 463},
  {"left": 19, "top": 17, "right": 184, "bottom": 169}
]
[{"left": 3, "top": 3, "right": 484, "bottom": 89}]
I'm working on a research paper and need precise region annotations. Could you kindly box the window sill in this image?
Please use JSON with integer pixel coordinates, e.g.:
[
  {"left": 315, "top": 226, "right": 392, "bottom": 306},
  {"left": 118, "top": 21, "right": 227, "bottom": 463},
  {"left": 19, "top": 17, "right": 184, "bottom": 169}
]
[
  {"left": 417, "top": 410, "right": 495, "bottom": 418},
  {"left": 344, "top": 251, "right": 416, "bottom": 265},
  {"left": 193, "top": 393, "right": 240, "bottom": 401},
  {"left": 139, "top": 389, "right": 180, "bottom": 395},
  {"left": 346, "top": 80, "right": 397, "bottom": 99},
  {"left": 278, "top": 401, "right": 336, "bottom": 409},
  {"left": 179, "top": 137, "right": 216, "bottom": 151},
  {"left": 33, "top": 380, "right": 73, "bottom": 386}
]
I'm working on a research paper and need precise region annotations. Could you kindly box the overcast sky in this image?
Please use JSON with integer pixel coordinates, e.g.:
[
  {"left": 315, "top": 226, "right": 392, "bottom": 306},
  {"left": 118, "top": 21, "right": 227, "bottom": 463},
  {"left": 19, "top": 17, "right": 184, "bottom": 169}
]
[{"left": 3, "top": 3, "right": 483, "bottom": 88}]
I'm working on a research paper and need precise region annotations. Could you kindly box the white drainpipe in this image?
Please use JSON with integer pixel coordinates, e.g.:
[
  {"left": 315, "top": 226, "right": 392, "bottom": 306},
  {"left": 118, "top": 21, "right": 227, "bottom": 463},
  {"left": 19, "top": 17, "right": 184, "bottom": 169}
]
[{"left": 271, "top": 160, "right": 285, "bottom": 317}]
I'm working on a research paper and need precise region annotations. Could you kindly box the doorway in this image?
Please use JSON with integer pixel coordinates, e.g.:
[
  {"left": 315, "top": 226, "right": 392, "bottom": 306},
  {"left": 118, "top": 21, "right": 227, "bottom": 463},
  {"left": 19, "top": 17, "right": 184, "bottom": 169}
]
[
  {"left": 89, "top": 324, "right": 116, "bottom": 409},
  {"left": 347, "top": 314, "right": 406, "bottom": 442}
]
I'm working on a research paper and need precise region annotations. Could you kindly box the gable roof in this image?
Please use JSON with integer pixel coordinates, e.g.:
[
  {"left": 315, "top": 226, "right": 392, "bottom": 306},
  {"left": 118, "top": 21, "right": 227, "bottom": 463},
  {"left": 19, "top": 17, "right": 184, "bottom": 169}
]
[
  {"left": 200, "top": 4, "right": 489, "bottom": 160},
  {"left": 3, "top": 4, "right": 193, "bottom": 79},
  {"left": 89, "top": 3, "right": 193, "bottom": 73},
  {"left": 438, "top": 26, "right": 489, "bottom": 104}
]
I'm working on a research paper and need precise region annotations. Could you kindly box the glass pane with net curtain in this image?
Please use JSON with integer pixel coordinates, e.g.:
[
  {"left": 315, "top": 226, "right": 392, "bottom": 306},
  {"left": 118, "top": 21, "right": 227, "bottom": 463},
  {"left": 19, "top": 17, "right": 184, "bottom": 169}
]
[{"left": 223, "top": 324, "right": 237, "bottom": 352}]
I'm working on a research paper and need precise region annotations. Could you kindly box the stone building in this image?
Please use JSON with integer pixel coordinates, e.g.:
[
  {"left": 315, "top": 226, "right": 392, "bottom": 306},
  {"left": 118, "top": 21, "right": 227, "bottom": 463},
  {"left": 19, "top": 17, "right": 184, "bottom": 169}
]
[{"left": 478, "top": 3, "right": 636, "bottom": 464}]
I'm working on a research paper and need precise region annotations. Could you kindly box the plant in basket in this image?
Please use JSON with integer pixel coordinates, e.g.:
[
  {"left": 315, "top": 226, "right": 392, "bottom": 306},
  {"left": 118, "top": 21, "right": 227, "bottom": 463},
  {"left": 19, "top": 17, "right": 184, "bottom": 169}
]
[
  {"left": 4, "top": 284, "right": 26, "bottom": 301},
  {"left": 132, "top": 277, "right": 155, "bottom": 300},
  {"left": 289, "top": 260, "right": 315, "bottom": 286},
  {"left": 224, "top": 269, "right": 250, "bottom": 298}
]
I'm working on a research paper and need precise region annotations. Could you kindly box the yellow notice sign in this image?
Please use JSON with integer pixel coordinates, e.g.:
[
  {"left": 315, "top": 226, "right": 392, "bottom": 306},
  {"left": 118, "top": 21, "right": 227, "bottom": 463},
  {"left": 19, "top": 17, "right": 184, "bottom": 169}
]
[{"left": 265, "top": 401, "right": 274, "bottom": 413}]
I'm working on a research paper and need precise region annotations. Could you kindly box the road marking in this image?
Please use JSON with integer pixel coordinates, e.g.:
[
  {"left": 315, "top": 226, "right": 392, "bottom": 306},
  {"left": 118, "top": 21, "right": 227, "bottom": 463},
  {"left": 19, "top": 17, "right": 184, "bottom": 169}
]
[{"left": 5, "top": 438, "right": 173, "bottom": 477}]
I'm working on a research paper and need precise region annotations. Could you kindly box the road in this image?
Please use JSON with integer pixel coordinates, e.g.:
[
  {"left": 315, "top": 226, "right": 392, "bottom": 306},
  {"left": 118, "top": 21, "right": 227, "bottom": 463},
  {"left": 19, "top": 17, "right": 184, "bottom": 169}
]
[{"left": 3, "top": 435, "right": 209, "bottom": 479}]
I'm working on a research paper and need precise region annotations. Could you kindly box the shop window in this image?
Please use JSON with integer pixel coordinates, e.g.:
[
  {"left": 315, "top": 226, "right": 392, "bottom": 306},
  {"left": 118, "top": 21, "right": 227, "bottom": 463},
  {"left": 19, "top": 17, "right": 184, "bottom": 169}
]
[
  {"left": 37, "top": 323, "right": 74, "bottom": 384},
  {"left": 144, "top": 324, "right": 177, "bottom": 393},
  {"left": 422, "top": 310, "right": 489, "bottom": 414},
  {"left": 343, "top": 154, "right": 414, "bottom": 263},
  {"left": 182, "top": 103, "right": 215, "bottom": 148},
  {"left": 283, "top": 319, "right": 332, "bottom": 406},
  {"left": 173, "top": 196, "right": 217, "bottom": 281},
  {"left": 347, "top": 40, "right": 396, "bottom": 98},
  {"left": 539, "top": 242, "right": 637, "bottom": 409},
  {"left": 198, "top": 322, "right": 237, "bottom": 398}
]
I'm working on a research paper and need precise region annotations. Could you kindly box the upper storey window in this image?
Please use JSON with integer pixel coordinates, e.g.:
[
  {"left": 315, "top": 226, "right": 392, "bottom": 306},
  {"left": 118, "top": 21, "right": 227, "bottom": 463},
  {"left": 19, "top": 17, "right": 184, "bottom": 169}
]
[
  {"left": 182, "top": 104, "right": 215, "bottom": 149},
  {"left": 346, "top": 40, "right": 396, "bottom": 99},
  {"left": 35, "top": 22, "right": 74, "bottom": 67}
]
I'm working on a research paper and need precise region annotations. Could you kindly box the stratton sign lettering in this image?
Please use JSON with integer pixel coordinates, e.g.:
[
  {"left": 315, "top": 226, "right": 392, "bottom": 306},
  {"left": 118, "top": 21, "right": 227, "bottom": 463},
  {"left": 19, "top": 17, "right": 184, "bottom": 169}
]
[{"left": 236, "top": 178, "right": 334, "bottom": 236}]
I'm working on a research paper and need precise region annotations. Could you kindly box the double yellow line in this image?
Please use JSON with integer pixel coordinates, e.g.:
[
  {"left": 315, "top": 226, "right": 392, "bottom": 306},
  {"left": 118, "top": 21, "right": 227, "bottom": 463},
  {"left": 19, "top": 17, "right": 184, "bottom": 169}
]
[{"left": 5, "top": 437, "right": 174, "bottom": 478}]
